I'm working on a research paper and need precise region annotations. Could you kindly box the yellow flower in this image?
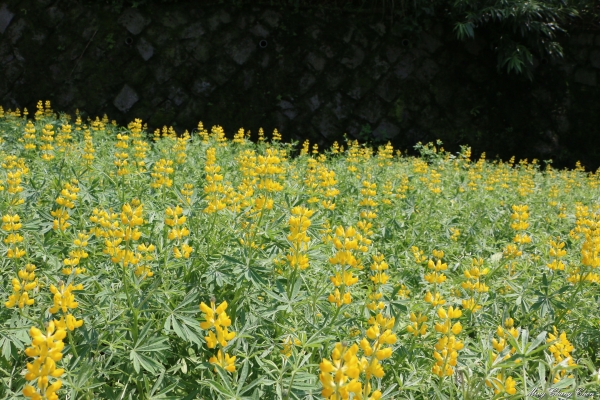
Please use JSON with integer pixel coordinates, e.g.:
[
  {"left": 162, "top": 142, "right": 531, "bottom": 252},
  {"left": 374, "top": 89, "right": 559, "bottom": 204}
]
[
  {"left": 199, "top": 300, "right": 236, "bottom": 348},
  {"left": 319, "top": 343, "right": 362, "bottom": 399},
  {"left": 486, "top": 374, "right": 517, "bottom": 395},
  {"left": 407, "top": 312, "right": 428, "bottom": 336},
  {"left": 5, "top": 264, "right": 37, "bottom": 308},
  {"left": 462, "top": 298, "right": 482, "bottom": 312},
  {"left": 424, "top": 291, "right": 445, "bottom": 306},
  {"left": 23, "top": 321, "right": 66, "bottom": 400},
  {"left": 49, "top": 283, "right": 83, "bottom": 314},
  {"left": 547, "top": 327, "right": 576, "bottom": 383},
  {"left": 53, "top": 314, "right": 84, "bottom": 331},
  {"left": 209, "top": 350, "right": 236, "bottom": 373},
  {"left": 328, "top": 288, "right": 352, "bottom": 307},
  {"left": 280, "top": 335, "right": 302, "bottom": 356}
]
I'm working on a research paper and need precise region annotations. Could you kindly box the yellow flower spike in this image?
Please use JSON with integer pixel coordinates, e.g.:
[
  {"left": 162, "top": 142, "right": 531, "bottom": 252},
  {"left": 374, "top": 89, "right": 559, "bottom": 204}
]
[
  {"left": 432, "top": 249, "right": 444, "bottom": 259},
  {"left": 320, "top": 343, "right": 363, "bottom": 399},
  {"left": 23, "top": 321, "right": 66, "bottom": 400},
  {"left": 200, "top": 298, "right": 236, "bottom": 366},
  {"left": 48, "top": 283, "right": 82, "bottom": 314},
  {"left": 462, "top": 298, "right": 482, "bottom": 312}
]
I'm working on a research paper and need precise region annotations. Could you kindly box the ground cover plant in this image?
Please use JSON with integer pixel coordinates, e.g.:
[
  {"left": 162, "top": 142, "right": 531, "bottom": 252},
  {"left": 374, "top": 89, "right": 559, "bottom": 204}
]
[{"left": 0, "top": 101, "right": 599, "bottom": 399}]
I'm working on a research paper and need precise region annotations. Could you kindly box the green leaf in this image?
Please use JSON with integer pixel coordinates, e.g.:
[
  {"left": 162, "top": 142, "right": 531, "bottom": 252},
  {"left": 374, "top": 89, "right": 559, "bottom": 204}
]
[{"left": 129, "top": 323, "right": 170, "bottom": 374}]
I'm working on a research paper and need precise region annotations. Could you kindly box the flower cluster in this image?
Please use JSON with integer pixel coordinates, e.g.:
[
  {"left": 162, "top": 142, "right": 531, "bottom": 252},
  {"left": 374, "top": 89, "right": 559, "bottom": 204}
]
[
  {"left": 203, "top": 147, "right": 227, "bottom": 214},
  {"left": 39, "top": 124, "right": 55, "bottom": 161},
  {"left": 491, "top": 318, "right": 518, "bottom": 363},
  {"left": 461, "top": 258, "right": 489, "bottom": 312},
  {"left": 129, "top": 118, "right": 149, "bottom": 172},
  {"left": 172, "top": 132, "right": 189, "bottom": 164},
  {"left": 486, "top": 319, "right": 519, "bottom": 395},
  {"left": 424, "top": 252, "right": 448, "bottom": 285},
  {"left": 181, "top": 183, "right": 194, "bottom": 205},
  {"left": 49, "top": 283, "right": 84, "bottom": 331},
  {"left": 165, "top": 205, "right": 193, "bottom": 259},
  {"left": 328, "top": 226, "right": 369, "bottom": 307},
  {"left": 280, "top": 334, "right": 302, "bottom": 357},
  {"left": 82, "top": 127, "right": 95, "bottom": 166},
  {"left": 486, "top": 374, "right": 517, "bottom": 396},
  {"left": 316, "top": 165, "right": 340, "bottom": 211},
  {"left": 407, "top": 312, "right": 428, "bottom": 337},
  {"left": 23, "top": 322, "right": 66, "bottom": 400},
  {"left": 547, "top": 237, "right": 567, "bottom": 271},
  {"left": 150, "top": 158, "right": 174, "bottom": 189},
  {"left": 511, "top": 204, "right": 531, "bottom": 245},
  {"left": 2, "top": 155, "right": 29, "bottom": 206},
  {"left": 366, "top": 254, "right": 388, "bottom": 311},
  {"left": 547, "top": 327, "right": 576, "bottom": 383},
  {"left": 571, "top": 214, "right": 600, "bottom": 283},
  {"left": 3, "top": 213, "right": 26, "bottom": 259},
  {"left": 432, "top": 306, "right": 463, "bottom": 377},
  {"left": 319, "top": 343, "right": 362, "bottom": 399},
  {"left": 376, "top": 142, "right": 394, "bottom": 167},
  {"left": 424, "top": 250, "right": 447, "bottom": 307},
  {"left": 320, "top": 314, "right": 397, "bottom": 400},
  {"left": 360, "top": 313, "right": 397, "bottom": 381},
  {"left": 62, "top": 232, "right": 90, "bottom": 276},
  {"left": 5, "top": 263, "right": 37, "bottom": 308},
  {"left": 199, "top": 299, "right": 236, "bottom": 373},
  {"left": 286, "top": 206, "right": 314, "bottom": 270},
  {"left": 55, "top": 123, "right": 72, "bottom": 153},
  {"left": 52, "top": 181, "right": 79, "bottom": 231},
  {"left": 358, "top": 179, "right": 378, "bottom": 235},
  {"left": 91, "top": 201, "right": 154, "bottom": 278}
]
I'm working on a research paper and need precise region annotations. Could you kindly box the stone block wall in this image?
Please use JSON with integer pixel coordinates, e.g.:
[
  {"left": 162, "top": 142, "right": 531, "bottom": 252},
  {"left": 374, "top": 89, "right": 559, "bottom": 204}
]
[{"left": 1, "top": 0, "right": 599, "bottom": 168}]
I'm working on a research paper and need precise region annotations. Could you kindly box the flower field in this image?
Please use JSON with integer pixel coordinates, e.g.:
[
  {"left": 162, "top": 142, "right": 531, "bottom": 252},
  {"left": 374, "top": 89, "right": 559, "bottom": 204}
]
[{"left": 1, "top": 101, "right": 599, "bottom": 399}]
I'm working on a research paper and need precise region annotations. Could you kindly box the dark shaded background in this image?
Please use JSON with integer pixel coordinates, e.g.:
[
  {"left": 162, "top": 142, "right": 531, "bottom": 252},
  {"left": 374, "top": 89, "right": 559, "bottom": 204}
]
[{"left": 0, "top": 0, "right": 599, "bottom": 169}]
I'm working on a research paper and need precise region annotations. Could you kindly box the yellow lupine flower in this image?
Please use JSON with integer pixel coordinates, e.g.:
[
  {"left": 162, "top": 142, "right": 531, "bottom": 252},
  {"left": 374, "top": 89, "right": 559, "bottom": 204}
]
[
  {"left": 199, "top": 300, "right": 235, "bottom": 348},
  {"left": 49, "top": 283, "right": 83, "bottom": 314},
  {"left": 5, "top": 264, "right": 37, "bottom": 308},
  {"left": 23, "top": 321, "right": 66, "bottom": 400},
  {"left": 209, "top": 349, "right": 236, "bottom": 373},
  {"left": 319, "top": 343, "right": 362, "bottom": 399},
  {"left": 486, "top": 374, "right": 517, "bottom": 395}
]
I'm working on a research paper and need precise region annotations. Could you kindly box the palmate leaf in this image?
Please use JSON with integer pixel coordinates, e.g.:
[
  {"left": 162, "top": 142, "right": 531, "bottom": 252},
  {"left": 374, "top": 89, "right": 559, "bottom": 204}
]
[
  {"left": 233, "top": 261, "right": 269, "bottom": 288},
  {"left": 162, "top": 291, "right": 204, "bottom": 345},
  {"left": 146, "top": 370, "right": 180, "bottom": 399},
  {"left": 235, "top": 360, "right": 266, "bottom": 398},
  {"left": 129, "top": 323, "right": 170, "bottom": 374},
  {"left": 62, "top": 358, "right": 105, "bottom": 397},
  {"left": 0, "top": 315, "right": 28, "bottom": 361}
]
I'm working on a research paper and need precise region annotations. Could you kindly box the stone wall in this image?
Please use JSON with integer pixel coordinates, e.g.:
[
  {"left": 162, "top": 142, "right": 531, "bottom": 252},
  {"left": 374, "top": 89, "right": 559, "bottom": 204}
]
[{"left": 1, "top": 0, "right": 599, "bottom": 168}]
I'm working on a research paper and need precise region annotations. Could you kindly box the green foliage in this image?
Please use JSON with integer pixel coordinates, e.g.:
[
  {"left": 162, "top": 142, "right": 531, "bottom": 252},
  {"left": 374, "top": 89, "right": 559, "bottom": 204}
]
[
  {"left": 388, "top": 0, "right": 597, "bottom": 78},
  {"left": 450, "top": 0, "right": 580, "bottom": 79},
  {"left": 0, "top": 108, "right": 599, "bottom": 398}
]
